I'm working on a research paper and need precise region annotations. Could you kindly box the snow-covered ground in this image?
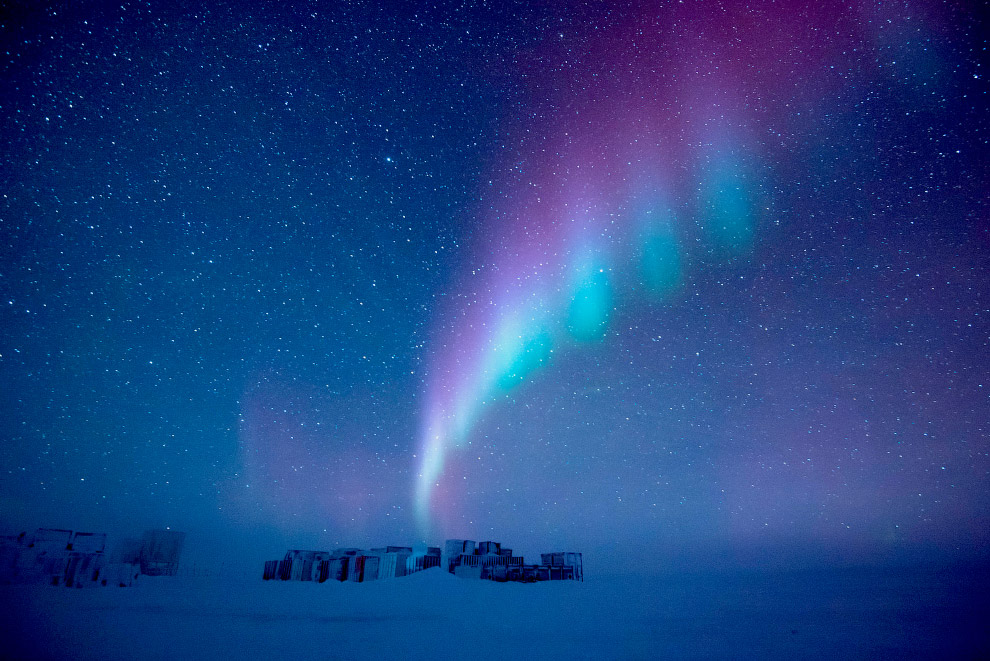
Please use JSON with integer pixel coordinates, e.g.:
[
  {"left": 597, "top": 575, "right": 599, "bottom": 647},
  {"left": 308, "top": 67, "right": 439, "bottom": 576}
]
[{"left": 2, "top": 564, "right": 987, "bottom": 659}]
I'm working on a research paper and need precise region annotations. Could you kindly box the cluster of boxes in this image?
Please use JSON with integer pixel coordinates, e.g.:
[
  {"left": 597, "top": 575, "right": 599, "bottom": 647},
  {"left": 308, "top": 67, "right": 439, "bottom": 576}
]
[
  {"left": 265, "top": 539, "right": 582, "bottom": 583},
  {"left": 0, "top": 528, "right": 110, "bottom": 587},
  {"left": 264, "top": 545, "right": 441, "bottom": 583},
  {"left": 444, "top": 540, "right": 583, "bottom": 582},
  {"left": 0, "top": 528, "right": 185, "bottom": 587}
]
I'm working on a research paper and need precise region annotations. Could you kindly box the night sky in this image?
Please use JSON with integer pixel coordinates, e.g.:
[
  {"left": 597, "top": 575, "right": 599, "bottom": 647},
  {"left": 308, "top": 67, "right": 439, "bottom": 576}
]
[{"left": 1, "top": 0, "right": 986, "bottom": 571}]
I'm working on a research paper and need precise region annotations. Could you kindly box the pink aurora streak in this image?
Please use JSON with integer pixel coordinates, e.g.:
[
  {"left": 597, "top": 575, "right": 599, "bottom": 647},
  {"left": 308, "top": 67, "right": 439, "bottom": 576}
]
[{"left": 414, "top": 0, "right": 900, "bottom": 535}]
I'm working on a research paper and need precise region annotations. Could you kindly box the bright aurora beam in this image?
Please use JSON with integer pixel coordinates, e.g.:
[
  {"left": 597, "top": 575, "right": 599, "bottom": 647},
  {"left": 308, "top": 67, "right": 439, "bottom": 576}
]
[{"left": 414, "top": 0, "right": 951, "bottom": 537}]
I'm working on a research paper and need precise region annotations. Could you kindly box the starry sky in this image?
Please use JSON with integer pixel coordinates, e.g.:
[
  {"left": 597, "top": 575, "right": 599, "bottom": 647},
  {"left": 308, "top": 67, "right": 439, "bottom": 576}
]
[{"left": 1, "top": 0, "right": 987, "bottom": 570}]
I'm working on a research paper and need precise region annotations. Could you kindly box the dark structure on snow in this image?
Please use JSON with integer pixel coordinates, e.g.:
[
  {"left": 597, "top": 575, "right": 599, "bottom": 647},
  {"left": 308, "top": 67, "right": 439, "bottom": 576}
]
[
  {"left": 0, "top": 527, "right": 185, "bottom": 588},
  {"left": 138, "top": 529, "right": 185, "bottom": 577},
  {"left": 264, "top": 538, "right": 581, "bottom": 584},
  {"left": 1, "top": 528, "right": 120, "bottom": 587}
]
